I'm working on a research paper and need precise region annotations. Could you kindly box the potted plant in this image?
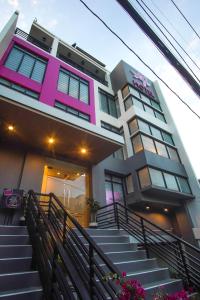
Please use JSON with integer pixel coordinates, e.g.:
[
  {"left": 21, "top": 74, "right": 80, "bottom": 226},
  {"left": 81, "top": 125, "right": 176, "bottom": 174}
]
[{"left": 87, "top": 198, "right": 100, "bottom": 228}]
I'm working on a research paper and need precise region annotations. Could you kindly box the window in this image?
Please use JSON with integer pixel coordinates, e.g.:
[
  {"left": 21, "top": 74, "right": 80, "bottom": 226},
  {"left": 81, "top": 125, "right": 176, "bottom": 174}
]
[
  {"left": 5, "top": 45, "right": 47, "bottom": 83},
  {"left": 138, "top": 168, "right": 151, "bottom": 188},
  {"left": 155, "top": 141, "right": 168, "bottom": 158},
  {"left": 124, "top": 96, "right": 133, "bottom": 111},
  {"left": 126, "top": 174, "right": 134, "bottom": 193},
  {"left": 54, "top": 100, "right": 90, "bottom": 121},
  {"left": 58, "top": 68, "right": 89, "bottom": 104},
  {"left": 0, "top": 77, "right": 39, "bottom": 99},
  {"left": 142, "top": 135, "right": 156, "bottom": 153},
  {"left": 151, "top": 127, "right": 162, "bottom": 140},
  {"left": 137, "top": 119, "right": 151, "bottom": 135},
  {"left": 105, "top": 174, "right": 124, "bottom": 204},
  {"left": 113, "top": 148, "right": 124, "bottom": 160},
  {"left": 138, "top": 166, "right": 192, "bottom": 194},
  {"left": 164, "top": 173, "right": 179, "bottom": 191},
  {"left": 122, "top": 85, "right": 130, "bottom": 98},
  {"left": 129, "top": 119, "right": 138, "bottom": 135},
  {"left": 162, "top": 132, "right": 174, "bottom": 145},
  {"left": 167, "top": 147, "right": 180, "bottom": 162},
  {"left": 99, "top": 89, "right": 118, "bottom": 118},
  {"left": 133, "top": 97, "right": 144, "bottom": 110},
  {"left": 101, "top": 121, "right": 121, "bottom": 134},
  {"left": 132, "top": 134, "right": 143, "bottom": 153},
  {"left": 149, "top": 168, "right": 165, "bottom": 188}
]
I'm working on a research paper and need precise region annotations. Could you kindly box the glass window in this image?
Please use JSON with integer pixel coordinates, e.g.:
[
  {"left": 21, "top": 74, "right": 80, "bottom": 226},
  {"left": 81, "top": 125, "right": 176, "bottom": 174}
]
[
  {"left": 155, "top": 111, "right": 165, "bottom": 122},
  {"left": 69, "top": 76, "right": 79, "bottom": 99},
  {"left": 4, "top": 46, "right": 47, "bottom": 83},
  {"left": 138, "top": 167, "right": 151, "bottom": 188},
  {"left": 122, "top": 85, "right": 130, "bottom": 98},
  {"left": 138, "top": 119, "right": 151, "bottom": 135},
  {"left": 162, "top": 132, "right": 174, "bottom": 145},
  {"left": 151, "top": 126, "right": 162, "bottom": 140},
  {"left": 142, "top": 135, "right": 156, "bottom": 153},
  {"left": 140, "top": 94, "right": 151, "bottom": 105},
  {"left": 55, "top": 101, "right": 66, "bottom": 111},
  {"left": 164, "top": 173, "right": 179, "bottom": 191},
  {"left": 177, "top": 177, "right": 191, "bottom": 194},
  {"left": 144, "top": 105, "right": 154, "bottom": 116},
  {"left": 58, "top": 71, "right": 69, "bottom": 94},
  {"left": 133, "top": 98, "right": 144, "bottom": 110},
  {"left": 167, "top": 147, "right": 180, "bottom": 162},
  {"left": 105, "top": 174, "right": 124, "bottom": 204},
  {"left": 132, "top": 134, "right": 143, "bottom": 153},
  {"left": 113, "top": 148, "right": 124, "bottom": 160},
  {"left": 31, "top": 60, "right": 46, "bottom": 83},
  {"left": 151, "top": 100, "right": 162, "bottom": 111},
  {"left": 149, "top": 168, "right": 165, "bottom": 188},
  {"left": 105, "top": 181, "right": 114, "bottom": 205},
  {"left": 124, "top": 96, "right": 133, "bottom": 111},
  {"left": 155, "top": 141, "right": 168, "bottom": 158},
  {"left": 129, "top": 86, "right": 140, "bottom": 98},
  {"left": 126, "top": 175, "right": 134, "bottom": 193},
  {"left": 5, "top": 47, "right": 23, "bottom": 71},
  {"left": 79, "top": 82, "right": 89, "bottom": 104},
  {"left": 18, "top": 54, "right": 35, "bottom": 77},
  {"left": 99, "top": 90, "right": 117, "bottom": 118},
  {"left": 129, "top": 119, "right": 138, "bottom": 135}
]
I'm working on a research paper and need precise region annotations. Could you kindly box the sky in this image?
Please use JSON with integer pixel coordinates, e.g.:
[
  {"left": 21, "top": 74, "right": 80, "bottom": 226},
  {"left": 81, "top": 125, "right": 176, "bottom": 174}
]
[{"left": 1, "top": 0, "right": 200, "bottom": 177}]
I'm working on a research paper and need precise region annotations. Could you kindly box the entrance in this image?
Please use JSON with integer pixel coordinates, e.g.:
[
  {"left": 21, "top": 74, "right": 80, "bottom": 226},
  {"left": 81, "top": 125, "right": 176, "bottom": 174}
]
[{"left": 41, "top": 159, "right": 89, "bottom": 227}]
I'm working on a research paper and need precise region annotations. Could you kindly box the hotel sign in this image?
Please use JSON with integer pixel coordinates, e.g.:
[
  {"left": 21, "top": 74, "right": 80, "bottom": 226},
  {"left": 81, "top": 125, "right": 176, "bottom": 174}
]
[{"left": 130, "top": 70, "right": 155, "bottom": 99}]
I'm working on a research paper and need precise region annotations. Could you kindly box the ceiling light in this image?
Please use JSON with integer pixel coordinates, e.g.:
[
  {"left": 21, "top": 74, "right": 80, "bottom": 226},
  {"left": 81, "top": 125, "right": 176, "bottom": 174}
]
[
  {"left": 164, "top": 208, "right": 169, "bottom": 212},
  {"left": 48, "top": 138, "right": 54, "bottom": 144},
  {"left": 8, "top": 125, "right": 14, "bottom": 131},
  {"left": 77, "top": 173, "right": 80, "bottom": 176},
  {"left": 57, "top": 172, "right": 60, "bottom": 175},
  {"left": 80, "top": 148, "right": 87, "bottom": 154},
  {"left": 146, "top": 206, "right": 150, "bottom": 210},
  {"left": 81, "top": 173, "right": 86, "bottom": 177}
]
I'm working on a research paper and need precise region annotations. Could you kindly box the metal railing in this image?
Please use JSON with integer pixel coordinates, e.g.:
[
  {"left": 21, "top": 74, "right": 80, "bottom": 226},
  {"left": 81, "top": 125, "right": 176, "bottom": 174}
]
[
  {"left": 15, "top": 28, "right": 52, "bottom": 53},
  {"left": 26, "top": 191, "right": 121, "bottom": 300},
  {"left": 97, "top": 202, "right": 200, "bottom": 290}
]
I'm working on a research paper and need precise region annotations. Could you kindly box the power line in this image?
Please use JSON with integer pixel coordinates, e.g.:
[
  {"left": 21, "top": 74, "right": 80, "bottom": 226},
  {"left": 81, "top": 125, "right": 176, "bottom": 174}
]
[
  {"left": 169, "top": 0, "right": 200, "bottom": 41},
  {"left": 148, "top": 0, "right": 188, "bottom": 46},
  {"left": 137, "top": 0, "right": 200, "bottom": 73},
  {"left": 116, "top": 0, "right": 200, "bottom": 98},
  {"left": 134, "top": 0, "right": 200, "bottom": 83},
  {"left": 79, "top": 0, "right": 200, "bottom": 119}
]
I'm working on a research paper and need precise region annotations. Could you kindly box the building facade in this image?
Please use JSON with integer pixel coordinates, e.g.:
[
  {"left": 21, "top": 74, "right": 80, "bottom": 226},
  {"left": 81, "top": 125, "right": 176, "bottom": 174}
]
[{"left": 0, "top": 12, "right": 200, "bottom": 243}]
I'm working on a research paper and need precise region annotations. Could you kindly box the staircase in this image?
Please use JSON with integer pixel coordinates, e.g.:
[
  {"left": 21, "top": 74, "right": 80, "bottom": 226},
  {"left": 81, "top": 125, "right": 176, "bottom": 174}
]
[
  {"left": 0, "top": 225, "right": 43, "bottom": 300},
  {"left": 78, "top": 228, "right": 183, "bottom": 299}
]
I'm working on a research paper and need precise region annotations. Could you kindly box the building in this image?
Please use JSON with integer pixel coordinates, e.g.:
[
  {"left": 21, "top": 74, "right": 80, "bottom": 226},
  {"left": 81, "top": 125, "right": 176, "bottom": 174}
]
[{"left": 0, "top": 11, "right": 200, "bottom": 244}]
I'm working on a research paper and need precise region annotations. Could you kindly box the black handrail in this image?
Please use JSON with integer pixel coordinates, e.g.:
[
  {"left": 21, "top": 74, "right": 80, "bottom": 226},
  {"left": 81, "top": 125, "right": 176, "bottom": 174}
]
[
  {"left": 97, "top": 202, "right": 200, "bottom": 290},
  {"left": 27, "top": 191, "right": 121, "bottom": 299},
  {"left": 15, "top": 28, "right": 52, "bottom": 53}
]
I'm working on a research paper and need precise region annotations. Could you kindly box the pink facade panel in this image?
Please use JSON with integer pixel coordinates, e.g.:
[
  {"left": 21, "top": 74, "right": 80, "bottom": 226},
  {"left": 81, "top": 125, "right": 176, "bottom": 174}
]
[{"left": 0, "top": 36, "right": 96, "bottom": 124}]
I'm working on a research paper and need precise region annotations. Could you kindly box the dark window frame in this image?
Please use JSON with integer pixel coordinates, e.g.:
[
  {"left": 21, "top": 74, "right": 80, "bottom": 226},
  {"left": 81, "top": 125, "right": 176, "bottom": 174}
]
[
  {"left": 99, "top": 89, "right": 118, "bottom": 118},
  {"left": 57, "top": 67, "right": 90, "bottom": 105},
  {"left": 4, "top": 44, "right": 47, "bottom": 83},
  {"left": 54, "top": 100, "right": 90, "bottom": 122},
  {"left": 105, "top": 173, "right": 126, "bottom": 204}
]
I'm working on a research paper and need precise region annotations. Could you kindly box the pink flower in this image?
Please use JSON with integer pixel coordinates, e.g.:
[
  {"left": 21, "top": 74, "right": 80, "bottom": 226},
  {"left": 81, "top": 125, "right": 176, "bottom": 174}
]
[{"left": 122, "top": 272, "right": 127, "bottom": 277}]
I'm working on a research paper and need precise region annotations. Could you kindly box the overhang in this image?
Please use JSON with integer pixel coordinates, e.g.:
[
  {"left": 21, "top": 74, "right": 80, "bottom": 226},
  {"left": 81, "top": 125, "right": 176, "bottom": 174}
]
[{"left": 0, "top": 97, "right": 123, "bottom": 166}]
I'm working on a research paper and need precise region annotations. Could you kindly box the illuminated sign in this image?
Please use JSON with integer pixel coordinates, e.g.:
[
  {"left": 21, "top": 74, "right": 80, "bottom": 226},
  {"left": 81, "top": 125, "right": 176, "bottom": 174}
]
[{"left": 130, "top": 70, "right": 155, "bottom": 98}]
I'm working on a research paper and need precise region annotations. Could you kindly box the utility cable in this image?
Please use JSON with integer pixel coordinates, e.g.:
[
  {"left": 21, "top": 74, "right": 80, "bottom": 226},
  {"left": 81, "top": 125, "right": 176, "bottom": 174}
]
[
  {"left": 78, "top": 0, "right": 200, "bottom": 119},
  {"left": 169, "top": 0, "right": 200, "bottom": 41},
  {"left": 137, "top": 0, "right": 200, "bottom": 73},
  {"left": 134, "top": 0, "right": 200, "bottom": 83}
]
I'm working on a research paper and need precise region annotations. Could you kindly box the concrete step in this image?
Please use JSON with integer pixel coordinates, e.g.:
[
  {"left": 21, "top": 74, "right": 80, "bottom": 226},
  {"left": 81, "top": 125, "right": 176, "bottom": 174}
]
[
  {"left": 144, "top": 279, "right": 183, "bottom": 298},
  {"left": 105, "top": 250, "right": 146, "bottom": 262},
  {"left": 97, "top": 242, "right": 137, "bottom": 252},
  {"left": 0, "top": 245, "right": 32, "bottom": 258},
  {"left": 0, "top": 235, "right": 29, "bottom": 245},
  {"left": 0, "top": 257, "right": 32, "bottom": 273},
  {"left": 80, "top": 235, "right": 130, "bottom": 244},
  {"left": 0, "top": 271, "right": 41, "bottom": 292},
  {"left": 127, "top": 267, "right": 170, "bottom": 286},
  {"left": 0, "top": 226, "right": 28, "bottom": 235},
  {"left": 0, "top": 287, "right": 43, "bottom": 299}
]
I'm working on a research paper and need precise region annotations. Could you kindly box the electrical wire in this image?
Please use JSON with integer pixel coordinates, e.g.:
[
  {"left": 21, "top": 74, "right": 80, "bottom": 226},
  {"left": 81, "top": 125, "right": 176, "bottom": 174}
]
[
  {"left": 134, "top": 0, "right": 200, "bottom": 83},
  {"left": 169, "top": 0, "right": 200, "bottom": 41},
  {"left": 137, "top": 0, "right": 200, "bottom": 73},
  {"left": 78, "top": 0, "right": 200, "bottom": 119}
]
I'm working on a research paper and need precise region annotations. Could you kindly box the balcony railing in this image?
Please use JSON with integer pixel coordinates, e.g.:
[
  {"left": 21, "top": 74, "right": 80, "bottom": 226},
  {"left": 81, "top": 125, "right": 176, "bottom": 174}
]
[{"left": 15, "top": 28, "right": 52, "bottom": 53}]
